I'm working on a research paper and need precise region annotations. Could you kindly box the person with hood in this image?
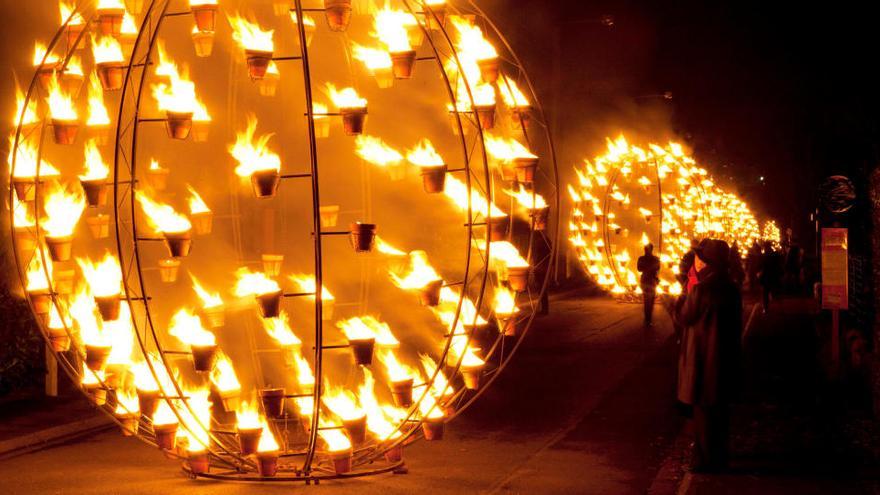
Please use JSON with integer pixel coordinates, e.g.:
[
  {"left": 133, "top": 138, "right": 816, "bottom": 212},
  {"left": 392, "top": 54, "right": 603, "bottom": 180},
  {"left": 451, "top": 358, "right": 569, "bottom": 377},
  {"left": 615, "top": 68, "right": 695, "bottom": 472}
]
[
  {"left": 674, "top": 239, "right": 742, "bottom": 471},
  {"left": 637, "top": 243, "right": 661, "bottom": 326}
]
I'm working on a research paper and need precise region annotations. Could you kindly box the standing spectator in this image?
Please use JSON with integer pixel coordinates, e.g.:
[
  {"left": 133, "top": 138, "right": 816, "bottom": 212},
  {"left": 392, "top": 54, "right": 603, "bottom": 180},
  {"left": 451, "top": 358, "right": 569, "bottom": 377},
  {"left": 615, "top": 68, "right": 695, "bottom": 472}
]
[
  {"left": 729, "top": 242, "right": 745, "bottom": 287},
  {"left": 674, "top": 239, "right": 742, "bottom": 472},
  {"left": 637, "top": 243, "right": 661, "bottom": 326},
  {"left": 758, "top": 241, "right": 783, "bottom": 312},
  {"left": 678, "top": 239, "right": 701, "bottom": 294},
  {"left": 745, "top": 241, "right": 762, "bottom": 291}
]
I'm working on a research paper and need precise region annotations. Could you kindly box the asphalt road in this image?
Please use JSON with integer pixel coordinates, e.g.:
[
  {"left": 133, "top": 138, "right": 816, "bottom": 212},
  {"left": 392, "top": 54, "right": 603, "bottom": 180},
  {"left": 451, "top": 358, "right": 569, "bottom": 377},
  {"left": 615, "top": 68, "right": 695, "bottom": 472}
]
[{"left": 1, "top": 291, "right": 681, "bottom": 494}]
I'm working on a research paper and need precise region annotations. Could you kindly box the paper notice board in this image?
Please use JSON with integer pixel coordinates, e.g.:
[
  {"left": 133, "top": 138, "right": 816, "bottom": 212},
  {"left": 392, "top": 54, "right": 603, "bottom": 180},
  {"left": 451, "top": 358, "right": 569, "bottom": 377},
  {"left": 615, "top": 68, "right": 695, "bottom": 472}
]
[{"left": 821, "top": 228, "right": 848, "bottom": 310}]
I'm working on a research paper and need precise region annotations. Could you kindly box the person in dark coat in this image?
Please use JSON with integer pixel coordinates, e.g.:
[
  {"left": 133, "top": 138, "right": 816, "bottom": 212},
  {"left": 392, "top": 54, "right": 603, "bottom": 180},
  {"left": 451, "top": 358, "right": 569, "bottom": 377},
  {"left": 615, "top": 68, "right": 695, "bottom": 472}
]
[
  {"left": 637, "top": 243, "right": 661, "bottom": 326},
  {"left": 728, "top": 242, "right": 745, "bottom": 288},
  {"left": 677, "top": 239, "right": 700, "bottom": 292},
  {"left": 674, "top": 239, "right": 742, "bottom": 471},
  {"left": 745, "top": 241, "right": 762, "bottom": 291},
  {"left": 758, "top": 241, "right": 783, "bottom": 312}
]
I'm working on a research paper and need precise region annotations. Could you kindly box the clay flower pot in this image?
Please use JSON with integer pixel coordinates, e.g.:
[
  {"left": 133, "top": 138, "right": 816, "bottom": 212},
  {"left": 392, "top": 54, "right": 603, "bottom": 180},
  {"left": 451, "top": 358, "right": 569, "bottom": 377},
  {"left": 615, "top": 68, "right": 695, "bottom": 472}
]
[
  {"left": 87, "top": 214, "right": 111, "bottom": 239},
  {"left": 251, "top": 169, "right": 281, "bottom": 198},
  {"left": 66, "top": 23, "right": 85, "bottom": 52},
  {"left": 47, "top": 326, "right": 71, "bottom": 352},
  {"left": 507, "top": 266, "right": 530, "bottom": 292},
  {"left": 192, "top": 31, "right": 214, "bottom": 58},
  {"left": 137, "top": 389, "right": 160, "bottom": 420},
  {"left": 477, "top": 57, "right": 500, "bottom": 84},
  {"left": 191, "top": 344, "right": 218, "bottom": 372},
  {"left": 425, "top": 3, "right": 447, "bottom": 30},
  {"left": 261, "top": 254, "right": 284, "bottom": 277},
  {"left": 514, "top": 156, "right": 538, "bottom": 184},
  {"left": 512, "top": 106, "right": 532, "bottom": 127},
  {"left": 117, "top": 412, "right": 140, "bottom": 436},
  {"left": 158, "top": 258, "right": 181, "bottom": 283},
  {"left": 85, "top": 384, "right": 107, "bottom": 406},
  {"left": 191, "top": 4, "right": 217, "bottom": 32},
  {"left": 497, "top": 314, "right": 520, "bottom": 337},
  {"left": 486, "top": 216, "right": 509, "bottom": 242},
  {"left": 29, "top": 290, "right": 51, "bottom": 315},
  {"left": 201, "top": 305, "right": 225, "bottom": 328},
  {"left": 147, "top": 167, "right": 170, "bottom": 190},
  {"left": 329, "top": 449, "right": 353, "bottom": 474},
  {"left": 98, "top": 8, "right": 125, "bottom": 36},
  {"left": 45, "top": 235, "right": 73, "bottom": 262},
  {"left": 390, "top": 50, "right": 417, "bottom": 79},
  {"left": 390, "top": 378, "right": 413, "bottom": 408},
  {"left": 52, "top": 119, "right": 79, "bottom": 145},
  {"left": 260, "top": 388, "right": 286, "bottom": 418},
  {"left": 95, "top": 294, "right": 121, "bottom": 321},
  {"left": 419, "top": 280, "right": 444, "bottom": 307},
  {"left": 237, "top": 427, "right": 263, "bottom": 455},
  {"left": 341, "top": 107, "right": 368, "bottom": 136},
  {"left": 153, "top": 423, "right": 178, "bottom": 450},
  {"left": 343, "top": 415, "right": 367, "bottom": 444},
  {"left": 474, "top": 104, "right": 496, "bottom": 130},
  {"left": 323, "top": 0, "right": 352, "bottom": 32},
  {"left": 256, "top": 452, "right": 279, "bottom": 477},
  {"left": 420, "top": 164, "right": 448, "bottom": 193},
  {"left": 384, "top": 444, "right": 403, "bottom": 463},
  {"left": 187, "top": 450, "right": 209, "bottom": 474},
  {"left": 85, "top": 344, "right": 112, "bottom": 371},
  {"left": 191, "top": 211, "right": 213, "bottom": 235},
  {"left": 348, "top": 337, "right": 375, "bottom": 366},
  {"left": 12, "top": 178, "right": 37, "bottom": 202},
  {"left": 219, "top": 389, "right": 241, "bottom": 412},
  {"left": 256, "top": 290, "right": 283, "bottom": 319},
  {"left": 245, "top": 50, "right": 273, "bottom": 80},
  {"left": 319, "top": 205, "right": 340, "bottom": 228},
  {"left": 97, "top": 62, "right": 125, "bottom": 91},
  {"left": 163, "top": 230, "right": 192, "bottom": 258},
  {"left": 165, "top": 111, "right": 193, "bottom": 140},
  {"left": 349, "top": 222, "right": 376, "bottom": 253},
  {"left": 422, "top": 417, "right": 444, "bottom": 441},
  {"left": 461, "top": 364, "right": 482, "bottom": 390},
  {"left": 81, "top": 179, "right": 109, "bottom": 207}
]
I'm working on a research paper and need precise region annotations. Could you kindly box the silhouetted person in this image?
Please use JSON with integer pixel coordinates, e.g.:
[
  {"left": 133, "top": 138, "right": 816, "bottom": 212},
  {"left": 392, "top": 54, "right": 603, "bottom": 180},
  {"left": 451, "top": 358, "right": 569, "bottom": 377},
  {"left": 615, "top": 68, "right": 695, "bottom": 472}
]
[
  {"left": 728, "top": 242, "right": 745, "bottom": 287},
  {"left": 637, "top": 243, "right": 661, "bottom": 326},
  {"left": 674, "top": 239, "right": 742, "bottom": 472},
  {"left": 783, "top": 244, "right": 803, "bottom": 294},
  {"left": 678, "top": 239, "right": 701, "bottom": 294},
  {"left": 745, "top": 241, "right": 762, "bottom": 291},
  {"left": 758, "top": 241, "right": 783, "bottom": 312}
]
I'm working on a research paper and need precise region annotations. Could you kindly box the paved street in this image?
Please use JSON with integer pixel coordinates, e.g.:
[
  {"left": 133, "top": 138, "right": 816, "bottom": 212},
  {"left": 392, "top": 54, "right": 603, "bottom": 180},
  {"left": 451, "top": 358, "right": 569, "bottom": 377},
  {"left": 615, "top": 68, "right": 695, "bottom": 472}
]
[{"left": 1, "top": 290, "right": 681, "bottom": 494}]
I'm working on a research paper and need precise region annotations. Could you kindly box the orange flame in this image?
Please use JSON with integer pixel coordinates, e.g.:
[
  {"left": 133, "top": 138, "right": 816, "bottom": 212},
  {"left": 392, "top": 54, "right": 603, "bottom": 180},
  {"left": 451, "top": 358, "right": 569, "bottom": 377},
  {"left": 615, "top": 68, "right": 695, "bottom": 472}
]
[
  {"left": 168, "top": 307, "right": 216, "bottom": 346},
  {"left": 227, "top": 12, "right": 274, "bottom": 52},
  {"left": 406, "top": 139, "right": 444, "bottom": 167},
  {"left": 42, "top": 183, "right": 86, "bottom": 237},
  {"left": 355, "top": 135, "right": 402, "bottom": 167},
  {"left": 234, "top": 267, "right": 280, "bottom": 297},
  {"left": 229, "top": 114, "right": 282, "bottom": 175},
  {"left": 136, "top": 192, "right": 192, "bottom": 234}
]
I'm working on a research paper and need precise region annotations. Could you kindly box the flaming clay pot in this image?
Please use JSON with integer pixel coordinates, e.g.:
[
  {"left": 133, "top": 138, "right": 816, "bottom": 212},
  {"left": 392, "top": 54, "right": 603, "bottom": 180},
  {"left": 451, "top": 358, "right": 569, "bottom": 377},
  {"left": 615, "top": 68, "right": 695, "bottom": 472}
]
[
  {"left": 259, "top": 71, "right": 279, "bottom": 97},
  {"left": 330, "top": 449, "right": 353, "bottom": 474},
  {"left": 421, "top": 417, "right": 445, "bottom": 441},
  {"left": 98, "top": 8, "right": 125, "bottom": 36},
  {"left": 84, "top": 383, "right": 107, "bottom": 406},
  {"left": 66, "top": 23, "right": 85, "bottom": 52},
  {"left": 190, "top": 344, "right": 218, "bottom": 372},
  {"left": 349, "top": 222, "right": 377, "bottom": 253},
  {"left": 477, "top": 57, "right": 500, "bottom": 84},
  {"left": 45, "top": 234, "right": 73, "bottom": 262},
  {"left": 461, "top": 365, "right": 483, "bottom": 390},
  {"left": 341, "top": 107, "right": 368, "bottom": 136},
  {"left": 96, "top": 62, "right": 125, "bottom": 91},
  {"left": 219, "top": 389, "right": 241, "bottom": 412},
  {"left": 53, "top": 269, "right": 75, "bottom": 296},
  {"left": 420, "top": 164, "right": 448, "bottom": 193},
  {"left": 245, "top": 50, "right": 273, "bottom": 80},
  {"left": 12, "top": 178, "right": 37, "bottom": 202},
  {"left": 117, "top": 412, "right": 140, "bottom": 436},
  {"left": 138, "top": 389, "right": 160, "bottom": 420},
  {"left": 319, "top": 205, "right": 340, "bottom": 228},
  {"left": 486, "top": 215, "right": 509, "bottom": 242},
  {"left": 348, "top": 337, "right": 375, "bottom": 366},
  {"left": 251, "top": 169, "right": 281, "bottom": 198},
  {"left": 419, "top": 279, "right": 444, "bottom": 307},
  {"left": 497, "top": 314, "right": 520, "bottom": 337},
  {"left": 187, "top": 450, "right": 209, "bottom": 474},
  {"left": 323, "top": 0, "right": 352, "bottom": 32},
  {"left": 191, "top": 211, "right": 213, "bottom": 235},
  {"left": 163, "top": 230, "right": 192, "bottom": 258},
  {"left": 87, "top": 214, "right": 111, "bottom": 239},
  {"left": 343, "top": 415, "right": 367, "bottom": 444},
  {"left": 425, "top": 3, "right": 447, "bottom": 30},
  {"left": 260, "top": 388, "right": 286, "bottom": 418},
  {"left": 81, "top": 179, "right": 109, "bottom": 207},
  {"left": 165, "top": 111, "right": 193, "bottom": 140},
  {"left": 191, "top": 4, "right": 217, "bottom": 32},
  {"left": 95, "top": 294, "right": 121, "bottom": 321},
  {"left": 514, "top": 156, "right": 538, "bottom": 183},
  {"left": 14, "top": 228, "right": 36, "bottom": 260},
  {"left": 47, "top": 326, "right": 71, "bottom": 352},
  {"left": 261, "top": 254, "right": 284, "bottom": 277},
  {"left": 507, "top": 266, "right": 530, "bottom": 292},
  {"left": 147, "top": 167, "right": 170, "bottom": 190},
  {"left": 237, "top": 427, "right": 263, "bottom": 455},
  {"left": 85, "top": 344, "right": 112, "bottom": 371},
  {"left": 256, "top": 290, "right": 283, "bottom": 319},
  {"left": 256, "top": 452, "right": 279, "bottom": 477},
  {"left": 192, "top": 31, "right": 214, "bottom": 58},
  {"left": 52, "top": 119, "right": 79, "bottom": 145},
  {"left": 474, "top": 104, "right": 496, "bottom": 130},
  {"left": 28, "top": 290, "right": 51, "bottom": 315},
  {"left": 384, "top": 444, "right": 403, "bottom": 463},
  {"left": 201, "top": 305, "right": 225, "bottom": 328},
  {"left": 62, "top": 71, "right": 84, "bottom": 95},
  {"left": 390, "top": 50, "right": 417, "bottom": 79},
  {"left": 390, "top": 378, "right": 414, "bottom": 408},
  {"left": 153, "top": 423, "right": 178, "bottom": 450},
  {"left": 158, "top": 258, "right": 181, "bottom": 283},
  {"left": 529, "top": 206, "right": 549, "bottom": 231}
]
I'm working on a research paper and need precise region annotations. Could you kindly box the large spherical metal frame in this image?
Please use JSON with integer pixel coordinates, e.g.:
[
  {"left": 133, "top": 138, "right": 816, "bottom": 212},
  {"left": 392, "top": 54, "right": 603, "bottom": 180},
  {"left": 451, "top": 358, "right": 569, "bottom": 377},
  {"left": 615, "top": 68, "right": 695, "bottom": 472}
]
[{"left": 7, "top": 0, "right": 559, "bottom": 483}]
